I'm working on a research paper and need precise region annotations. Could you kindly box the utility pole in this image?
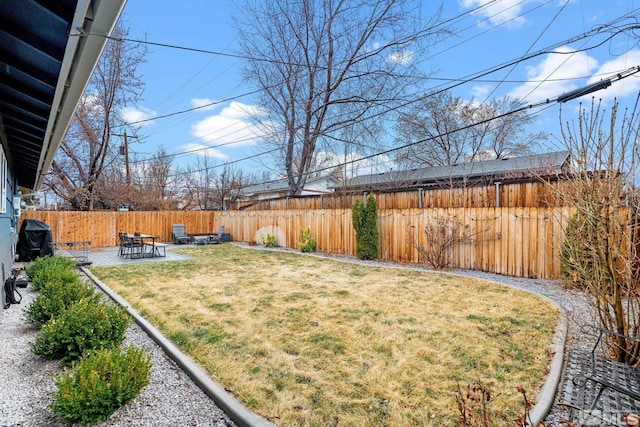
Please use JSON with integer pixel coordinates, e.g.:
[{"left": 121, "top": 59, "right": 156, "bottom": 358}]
[
  {"left": 115, "top": 131, "right": 137, "bottom": 209},
  {"left": 124, "top": 131, "right": 131, "bottom": 202}
]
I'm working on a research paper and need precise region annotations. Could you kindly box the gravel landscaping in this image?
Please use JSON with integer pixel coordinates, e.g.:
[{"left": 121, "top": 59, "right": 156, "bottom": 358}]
[
  {"left": 0, "top": 247, "right": 593, "bottom": 426},
  {"left": 0, "top": 279, "right": 235, "bottom": 427}
]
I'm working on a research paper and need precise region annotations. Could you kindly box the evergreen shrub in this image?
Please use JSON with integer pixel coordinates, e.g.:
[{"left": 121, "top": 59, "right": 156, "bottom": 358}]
[
  {"left": 25, "top": 277, "right": 99, "bottom": 328},
  {"left": 352, "top": 194, "right": 379, "bottom": 260},
  {"left": 32, "top": 298, "right": 130, "bottom": 364},
  {"left": 51, "top": 345, "right": 152, "bottom": 424},
  {"left": 26, "top": 256, "right": 78, "bottom": 291}
]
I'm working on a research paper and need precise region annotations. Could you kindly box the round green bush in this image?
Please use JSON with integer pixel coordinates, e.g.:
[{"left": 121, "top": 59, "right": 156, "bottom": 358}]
[
  {"left": 51, "top": 345, "right": 152, "bottom": 424},
  {"left": 32, "top": 298, "right": 131, "bottom": 364},
  {"left": 27, "top": 256, "right": 78, "bottom": 291},
  {"left": 25, "top": 277, "right": 100, "bottom": 328}
]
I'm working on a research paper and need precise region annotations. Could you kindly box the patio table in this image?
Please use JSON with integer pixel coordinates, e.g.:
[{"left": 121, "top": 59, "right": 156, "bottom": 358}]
[{"left": 125, "top": 233, "right": 159, "bottom": 258}]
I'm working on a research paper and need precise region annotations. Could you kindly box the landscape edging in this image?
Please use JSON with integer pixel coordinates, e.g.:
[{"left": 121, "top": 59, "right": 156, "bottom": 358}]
[
  {"left": 82, "top": 249, "right": 568, "bottom": 427},
  {"left": 81, "top": 267, "right": 276, "bottom": 427},
  {"left": 527, "top": 309, "right": 566, "bottom": 426}
]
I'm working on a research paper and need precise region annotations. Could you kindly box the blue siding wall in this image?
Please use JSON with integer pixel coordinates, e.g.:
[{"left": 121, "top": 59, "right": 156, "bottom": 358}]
[{"left": 0, "top": 170, "right": 18, "bottom": 311}]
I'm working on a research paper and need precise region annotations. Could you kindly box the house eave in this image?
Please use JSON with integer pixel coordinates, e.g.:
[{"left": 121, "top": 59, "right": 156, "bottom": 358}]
[{"left": 36, "top": 0, "right": 127, "bottom": 190}]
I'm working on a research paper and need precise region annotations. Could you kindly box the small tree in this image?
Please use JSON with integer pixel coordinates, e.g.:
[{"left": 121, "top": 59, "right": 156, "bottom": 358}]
[
  {"left": 352, "top": 194, "right": 379, "bottom": 260},
  {"left": 408, "top": 216, "right": 472, "bottom": 270},
  {"left": 557, "top": 98, "right": 640, "bottom": 364}
]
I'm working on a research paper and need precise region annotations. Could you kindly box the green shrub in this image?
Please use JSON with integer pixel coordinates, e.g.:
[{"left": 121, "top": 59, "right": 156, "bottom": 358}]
[
  {"left": 298, "top": 227, "right": 317, "bottom": 253},
  {"left": 352, "top": 194, "right": 379, "bottom": 260},
  {"left": 32, "top": 298, "right": 131, "bottom": 364},
  {"left": 51, "top": 345, "right": 152, "bottom": 425},
  {"left": 26, "top": 255, "right": 78, "bottom": 291},
  {"left": 25, "top": 277, "right": 100, "bottom": 328},
  {"left": 261, "top": 232, "right": 277, "bottom": 247}
]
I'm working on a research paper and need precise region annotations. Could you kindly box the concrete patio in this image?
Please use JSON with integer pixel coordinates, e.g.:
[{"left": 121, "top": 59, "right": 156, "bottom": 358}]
[{"left": 57, "top": 244, "right": 193, "bottom": 267}]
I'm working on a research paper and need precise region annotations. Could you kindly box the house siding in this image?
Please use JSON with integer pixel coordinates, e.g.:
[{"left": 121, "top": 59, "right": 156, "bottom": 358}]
[{"left": 0, "top": 168, "right": 18, "bottom": 312}]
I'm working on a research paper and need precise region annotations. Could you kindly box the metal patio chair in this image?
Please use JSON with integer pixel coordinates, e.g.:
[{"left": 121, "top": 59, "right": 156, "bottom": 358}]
[{"left": 172, "top": 224, "right": 192, "bottom": 244}]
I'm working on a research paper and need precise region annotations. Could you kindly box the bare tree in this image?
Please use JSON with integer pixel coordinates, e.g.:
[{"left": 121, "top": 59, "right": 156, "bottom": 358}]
[
  {"left": 44, "top": 19, "right": 146, "bottom": 210},
  {"left": 470, "top": 96, "right": 547, "bottom": 160},
  {"left": 557, "top": 97, "right": 640, "bottom": 364},
  {"left": 182, "top": 156, "right": 246, "bottom": 210},
  {"left": 395, "top": 91, "right": 546, "bottom": 168},
  {"left": 395, "top": 91, "right": 471, "bottom": 167},
  {"left": 235, "top": 0, "right": 444, "bottom": 195},
  {"left": 183, "top": 154, "right": 218, "bottom": 210},
  {"left": 212, "top": 164, "right": 245, "bottom": 211},
  {"left": 133, "top": 148, "right": 178, "bottom": 210}
]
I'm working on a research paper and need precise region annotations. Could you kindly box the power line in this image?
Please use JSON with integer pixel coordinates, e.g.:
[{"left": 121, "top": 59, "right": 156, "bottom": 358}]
[
  {"left": 67, "top": 1, "right": 550, "bottom": 128},
  {"left": 65, "top": 6, "right": 640, "bottom": 186},
  {"left": 77, "top": 0, "right": 495, "bottom": 69},
  {"left": 480, "top": 0, "right": 572, "bottom": 103},
  {"left": 122, "top": 7, "right": 640, "bottom": 163},
  {"left": 122, "top": 14, "right": 640, "bottom": 132},
  {"left": 67, "top": 3, "right": 640, "bottom": 149},
  {"left": 128, "top": 61, "right": 640, "bottom": 169},
  {"left": 169, "top": 66, "right": 640, "bottom": 188}
]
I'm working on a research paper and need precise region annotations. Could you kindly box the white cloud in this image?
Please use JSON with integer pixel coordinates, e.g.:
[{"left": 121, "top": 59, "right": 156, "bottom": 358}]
[
  {"left": 190, "top": 98, "right": 217, "bottom": 111},
  {"left": 190, "top": 101, "right": 269, "bottom": 147},
  {"left": 470, "top": 84, "right": 492, "bottom": 101},
  {"left": 351, "top": 153, "right": 394, "bottom": 176},
  {"left": 459, "top": 0, "right": 528, "bottom": 29},
  {"left": 121, "top": 106, "right": 157, "bottom": 127},
  {"left": 388, "top": 50, "right": 414, "bottom": 65},
  {"left": 508, "top": 46, "right": 599, "bottom": 102},
  {"left": 181, "top": 142, "right": 229, "bottom": 160}
]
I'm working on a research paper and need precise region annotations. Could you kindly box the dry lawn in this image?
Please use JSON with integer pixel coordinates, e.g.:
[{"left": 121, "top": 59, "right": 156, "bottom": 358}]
[{"left": 90, "top": 244, "right": 558, "bottom": 426}]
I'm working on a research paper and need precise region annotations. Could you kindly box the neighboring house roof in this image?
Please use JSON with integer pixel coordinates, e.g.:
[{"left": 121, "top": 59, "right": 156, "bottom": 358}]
[
  {"left": 241, "top": 175, "right": 341, "bottom": 197},
  {"left": 335, "top": 151, "right": 570, "bottom": 191},
  {"left": 0, "top": 0, "right": 126, "bottom": 189}
]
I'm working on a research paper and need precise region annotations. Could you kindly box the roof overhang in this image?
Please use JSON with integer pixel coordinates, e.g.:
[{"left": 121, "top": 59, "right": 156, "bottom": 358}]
[{"left": 0, "top": 0, "right": 126, "bottom": 190}]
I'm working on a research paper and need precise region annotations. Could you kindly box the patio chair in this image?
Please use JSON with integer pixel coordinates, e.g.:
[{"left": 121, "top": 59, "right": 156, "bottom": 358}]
[
  {"left": 172, "top": 224, "right": 192, "bottom": 244},
  {"left": 209, "top": 224, "right": 225, "bottom": 244},
  {"left": 117, "top": 232, "right": 129, "bottom": 257},
  {"left": 118, "top": 232, "right": 144, "bottom": 258}
]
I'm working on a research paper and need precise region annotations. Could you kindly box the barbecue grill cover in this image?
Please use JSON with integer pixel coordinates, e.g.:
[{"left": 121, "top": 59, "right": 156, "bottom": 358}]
[{"left": 17, "top": 219, "right": 54, "bottom": 261}]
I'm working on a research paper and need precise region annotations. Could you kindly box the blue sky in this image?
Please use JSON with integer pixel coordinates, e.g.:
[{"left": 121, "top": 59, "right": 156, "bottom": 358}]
[{"left": 120, "top": 0, "right": 640, "bottom": 176}]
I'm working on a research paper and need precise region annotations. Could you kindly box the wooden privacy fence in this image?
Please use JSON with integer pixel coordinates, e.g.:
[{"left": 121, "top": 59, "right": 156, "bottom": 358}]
[
  {"left": 21, "top": 207, "right": 572, "bottom": 279},
  {"left": 238, "top": 180, "right": 569, "bottom": 210},
  {"left": 21, "top": 211, "right": 218, "bottom": 248}
]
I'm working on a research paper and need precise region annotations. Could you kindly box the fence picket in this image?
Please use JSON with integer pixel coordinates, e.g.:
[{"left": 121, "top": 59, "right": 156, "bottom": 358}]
[{"left": 20, "top": 207, "right": 574, "bottom": 279}]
